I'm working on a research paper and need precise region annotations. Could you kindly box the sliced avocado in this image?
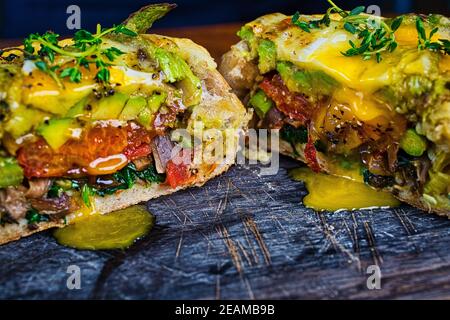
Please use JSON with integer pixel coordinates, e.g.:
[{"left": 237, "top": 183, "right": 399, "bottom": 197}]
[
  {"left": 425, "top": 171, "right": 450, "bottom": 195},
  {"left": 237, "top": 26, "right": 254, "bottom": 43},
  {"left": 154, "top": 48, "right": 186, "bottom": 83},
  {"left": 0, "top": 157, "right": 24, "bottom": 189},
  {"left": 91, "top": 93, "right": 129, "bottom": 120},
  {"left": 119, "top": 96, "right": 147, "bottom": 121},
  {"left": 406, "top": 75, "right": 433, "bottom": 97},
  {"left": 237, "top": 26, "right": 258, "bottom": 59},
  {"left": 147, "top": 92, "right": 167, "bottom": 113},
  {"left": 137, "top": 92, "right": 166, "bottom": 127},
  {"left": 4, "top": 106, "right": 48, "bottom": 139},
  {"left": 257, "top": 39, "right": 277, "bottom": 74},
  {"left": 249, "top": 90, "right": 274, "bottom": 118},
  {"left": 177, "top": 73, "right": 202, "bottom": 107},
  {"left": 400, "top": 129, "right": 428, "bottom": 157},
  {"left": 276, "top": 61, "right": 339, "bottom": 97},
  {"left": 153, "top": 47, "right": 202, "bottom": 107},
  {"left": 66, "top": 97, "right": 90, "bottom": 118},
  {"left": 37, "top": 118, "right": 78, "bottom": 150},
  {"left": 138, "top": 108, "right": 153, "bottom": 128}
]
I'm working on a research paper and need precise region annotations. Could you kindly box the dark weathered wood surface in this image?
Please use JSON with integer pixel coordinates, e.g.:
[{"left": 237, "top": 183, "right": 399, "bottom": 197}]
[
  {"left": 1, "top": 157, "right": 450, "bottom": 300},
  {"left": 2, "top": 25, "right": 450, "bottom": 300}
]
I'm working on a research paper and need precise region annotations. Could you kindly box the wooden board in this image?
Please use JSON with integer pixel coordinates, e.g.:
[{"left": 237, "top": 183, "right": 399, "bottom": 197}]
[
  {"left": 1, "top": 25, "right": 450, "bottom": 300},
  {"left": 1, "top": 157, "right": 450, "bottom": 299}
]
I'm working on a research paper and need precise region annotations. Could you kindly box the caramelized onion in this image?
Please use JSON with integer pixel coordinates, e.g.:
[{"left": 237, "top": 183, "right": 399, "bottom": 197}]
[
  {"left": 25, "top": 179, "right": 51, "bottom": 199},
  {"left": 151, "top": 135, "right": 174, "bottom": 174}
]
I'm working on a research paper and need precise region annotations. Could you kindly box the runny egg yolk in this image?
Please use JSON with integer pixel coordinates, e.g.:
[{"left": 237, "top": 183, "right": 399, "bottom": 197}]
[
  {"left": 87, "top": 153, "right": 128, "bottom": 176},
  {"left": 290, "top": 167, "right": 401, "bottom": 212}
]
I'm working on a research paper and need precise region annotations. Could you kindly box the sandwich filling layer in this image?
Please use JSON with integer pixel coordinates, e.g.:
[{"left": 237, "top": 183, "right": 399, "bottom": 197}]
[
  {"left": 0, "top": 5, "right": 247, "bottom": 232},
  {"left": 221, "top": 12, "right": 450, "bottom": 213}
]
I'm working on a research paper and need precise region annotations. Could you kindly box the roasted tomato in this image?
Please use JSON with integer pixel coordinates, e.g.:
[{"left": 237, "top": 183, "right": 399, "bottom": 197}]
[
  {"left": 260, "top": 75, "right": 311, "bottom": 123},
  {"left": 123, "top": 124, "right": 153, "bottom": 160},
  {"left": 165, "top": 150, "right": 192, "bottom": 189},
  {"left": 18, "top": 123, "right": 152, "bottom": 178},
  {"left": 304, "top": 138, "right": 321, "bottom": 173}
]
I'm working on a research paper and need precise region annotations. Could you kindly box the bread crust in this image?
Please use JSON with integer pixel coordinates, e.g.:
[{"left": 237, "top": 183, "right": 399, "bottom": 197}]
[{"left": 0, "top": 35, "right": 249, "bottom": 245}]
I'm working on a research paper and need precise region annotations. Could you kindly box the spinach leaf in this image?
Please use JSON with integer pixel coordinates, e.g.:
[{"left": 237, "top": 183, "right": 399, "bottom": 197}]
[{"left": 26, "top": 208, "right": 49, "bottom": 225}]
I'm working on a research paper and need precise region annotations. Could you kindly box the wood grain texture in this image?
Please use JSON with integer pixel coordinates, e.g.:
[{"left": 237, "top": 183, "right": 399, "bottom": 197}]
[
  {"left": 1, "top": 157, "right": 450, "bottom": 300},
  {"left": 1, "top": 25, "right": 450, "bottom": 300}
]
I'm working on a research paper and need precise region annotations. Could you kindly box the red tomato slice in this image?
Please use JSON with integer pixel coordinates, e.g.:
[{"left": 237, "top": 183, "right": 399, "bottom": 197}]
[
  {"left": 260, "top": 75, "right": 311, "bottom": 123},
  {"left": 165, "top": 151, "right": 192, "bottom": 189},
  {"left": 304, "top": 139, "right": 321, "bottom": 173},
  {"left": 18, "top": 123, "right": 152, "bottom": 178}
]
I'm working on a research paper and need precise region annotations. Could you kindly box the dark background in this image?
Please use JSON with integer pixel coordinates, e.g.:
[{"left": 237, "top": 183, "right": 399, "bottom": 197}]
[{"left": 0, "top": 0, "right": 449, "bottom": 39}]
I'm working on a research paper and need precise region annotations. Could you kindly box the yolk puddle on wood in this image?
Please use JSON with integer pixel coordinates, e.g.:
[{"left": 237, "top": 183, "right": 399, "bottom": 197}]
[
  {"left": 290, "top": 167, "right": 401, "bottom": 211},
  {"left": 54, "top": 205, "right": 154, "bottom": 250}
]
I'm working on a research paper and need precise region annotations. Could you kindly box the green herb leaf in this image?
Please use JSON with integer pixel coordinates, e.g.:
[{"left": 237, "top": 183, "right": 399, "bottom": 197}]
[
  {"left": 114, "top": 24, "right": 138, "bottom": 37},
  {"left": 35, "top": 61, "right": 48, "bottom": 72},
  {"left": 390, "top": 16, "right": 403, "bottom": 32},
  {"left": 22, "top": 21, "right": 138, "bottom": 85},
  {"left": 96, "top": 67, "right": 110, "bottom": 83},
  {"left": 102, "top": 47, "right": 125, "bottom": 62},
  {"left": 292, "top": 12, "right": 311, "bottom": 33},
  {"left": 416, "top": 17, "right": 449, "bottom": 55},
  {"left": 416, "top": 17, "right": 427, "bottom": 42},
  {"left": 344, "top": 22, "right": 357, "bottom": 34},
  {"left": 292, "top": 1, "right": 402, "bottom": 62},
  {"left": 47, "top": 183, "right": 64, "bottom": 198},
  {"left": 349, "top": 6, "right": 365, "bottom": 16},
  {"left": 81, "top": 184, "right": 93, "bottom": 207},
  {"left": 83, "top": 163, "right": 165, "bottom": 197},
  {"left": 26, "top": 208, "right": 49, "bottom": 225},
  {"left": 60, "top": 67, "right": 82, "bottom": 83}
]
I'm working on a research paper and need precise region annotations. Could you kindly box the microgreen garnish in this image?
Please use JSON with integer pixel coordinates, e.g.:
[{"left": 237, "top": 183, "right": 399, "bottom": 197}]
[
  {"left": 292, "top": 0, "right": 403, "bottom": 62},
  {"left": 23, "top": 24, "right": 137, "bottom": 85},
  {"left": 81, "top": 184, "right": 94, "bottom": 207},
  {"left": 416, "top": 17, "right": 450, "bottom": 55}
]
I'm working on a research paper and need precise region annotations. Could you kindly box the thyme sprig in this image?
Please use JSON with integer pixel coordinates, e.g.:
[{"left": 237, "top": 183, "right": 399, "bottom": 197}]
[
  {"left": 292, "top": 0, "right": 403, "bottom": 62},
  {"left": 23, "top": 24, "right": 137, "bottom": 85},
  {"left": 341, "top": 13, "right": 403, "bottom": 62},
  {"left": 416, "top": 17, "right": 450, "bottom": 55}
]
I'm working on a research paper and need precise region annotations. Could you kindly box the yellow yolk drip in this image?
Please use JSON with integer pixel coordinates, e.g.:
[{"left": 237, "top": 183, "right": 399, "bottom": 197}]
[
  {"left": 54, "top": 206, "right": 155, "bottom": 250},
  {"left": 290, "top": 167, "right": 401, "bottom": 212}
]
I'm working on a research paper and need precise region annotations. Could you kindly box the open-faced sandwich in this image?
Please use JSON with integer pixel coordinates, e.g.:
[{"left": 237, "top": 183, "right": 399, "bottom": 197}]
[
  {"left": 0, "top": 3, "right": 249, "bottom": 244},
  {"left": 220, "top": 1, "right": 450, "bottom": 215}
]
